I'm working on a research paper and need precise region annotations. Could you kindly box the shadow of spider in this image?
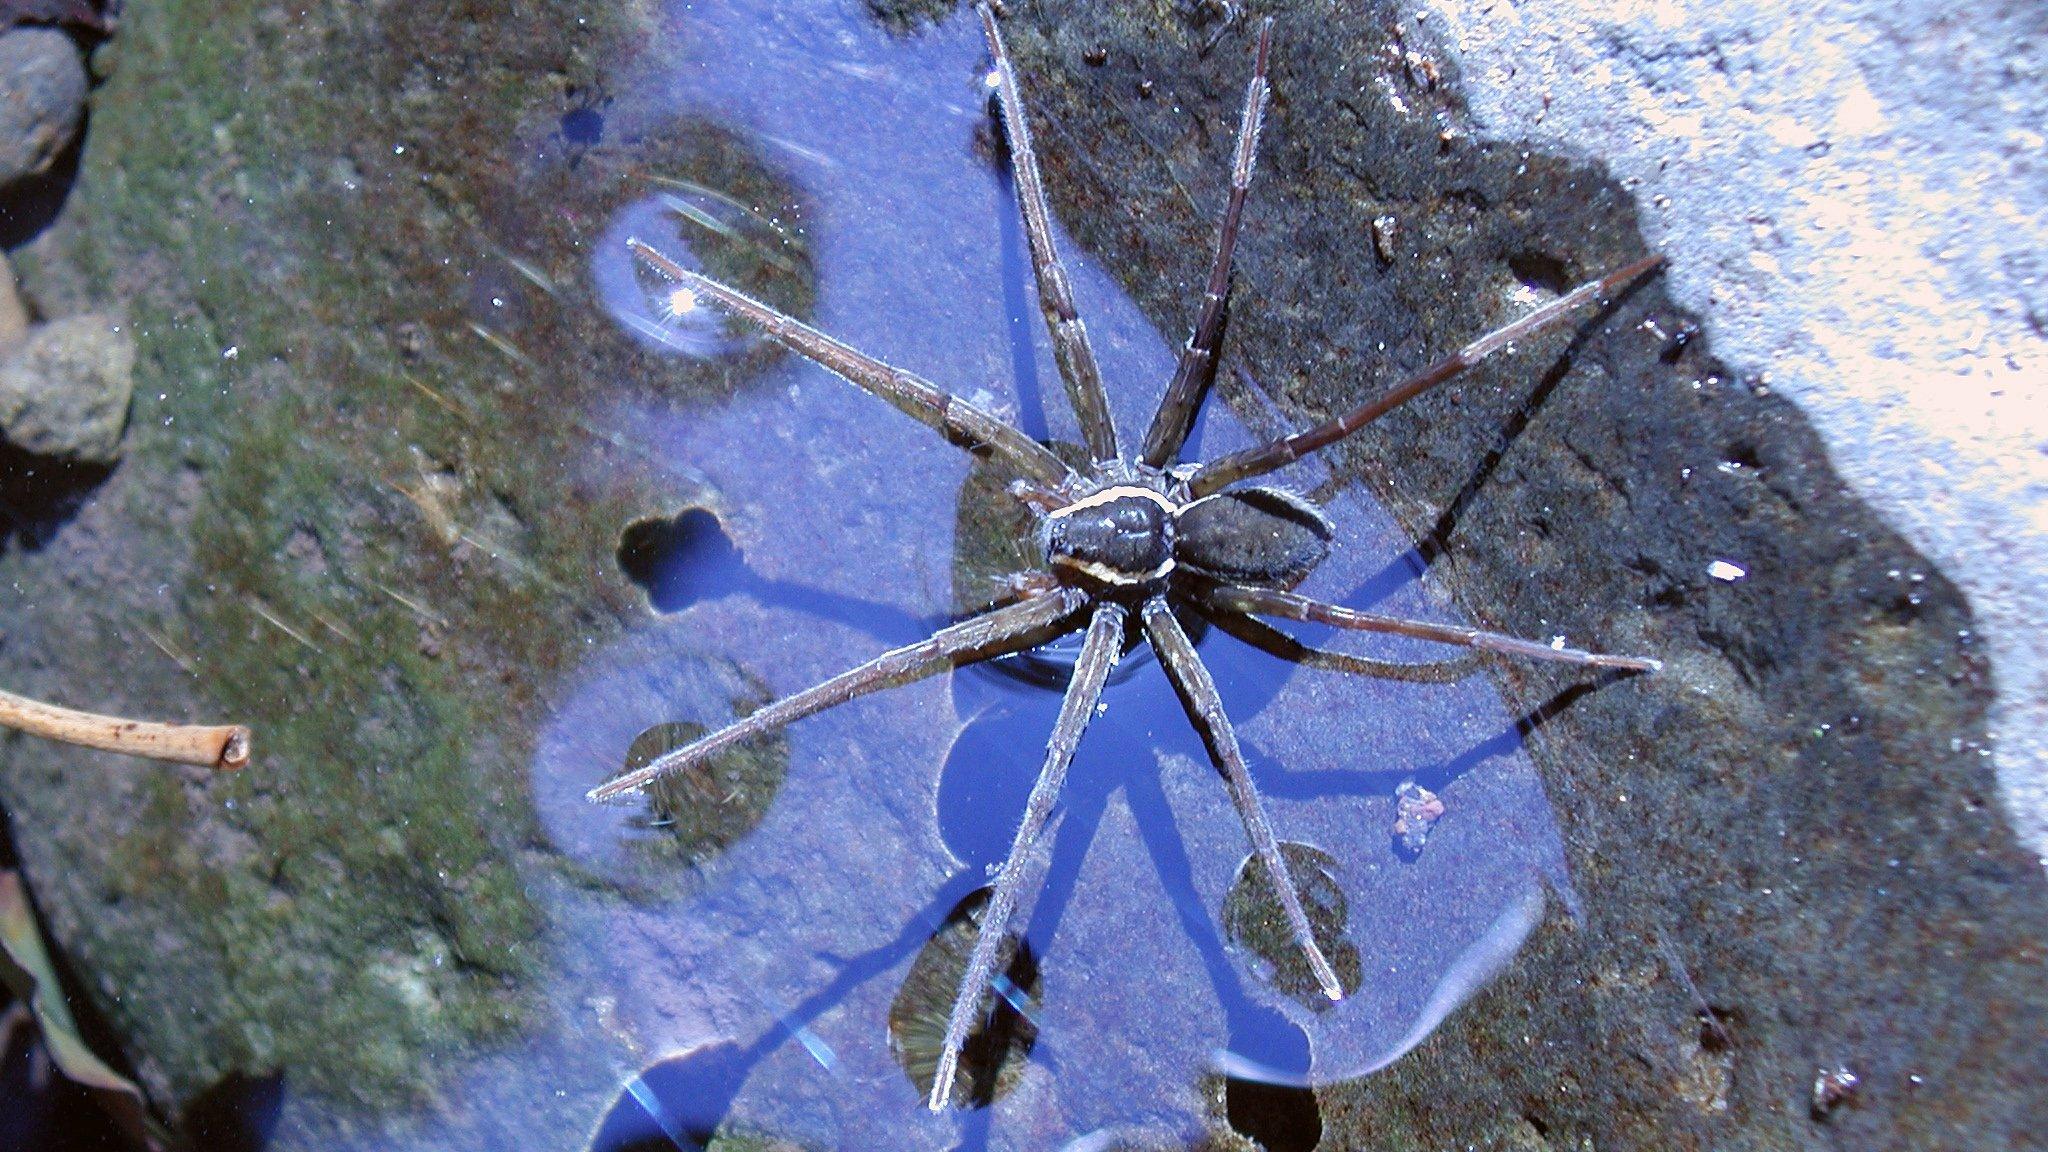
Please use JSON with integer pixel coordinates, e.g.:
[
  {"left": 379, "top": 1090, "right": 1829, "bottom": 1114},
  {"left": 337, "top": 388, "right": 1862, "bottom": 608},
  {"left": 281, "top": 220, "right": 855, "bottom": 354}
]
[{"left": 594, "top": 2, "right": 1661, "bottom": 1113}]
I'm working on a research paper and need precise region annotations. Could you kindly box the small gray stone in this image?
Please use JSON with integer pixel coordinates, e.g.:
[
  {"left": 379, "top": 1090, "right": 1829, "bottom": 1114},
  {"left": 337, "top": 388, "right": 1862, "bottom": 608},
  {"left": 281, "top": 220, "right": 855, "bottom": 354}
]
[
  {"left": 0, "top": 27, "right": 87, "bottom": 187},
  {"left": 0, "top": 252, "right": 28, "bottom": 348},
  {"left": 0, "top": 313, "right": 135, "bottom": 463}
]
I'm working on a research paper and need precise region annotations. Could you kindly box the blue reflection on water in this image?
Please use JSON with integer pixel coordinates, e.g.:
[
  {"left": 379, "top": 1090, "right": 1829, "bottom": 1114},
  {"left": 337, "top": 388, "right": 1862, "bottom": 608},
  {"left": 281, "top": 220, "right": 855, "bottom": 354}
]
[
  {"left": 596, "top": 195, "right": 748, "bottom": 358},
  {"left": 531, "top": 0, "right": 1577, "bottom": 1147}
]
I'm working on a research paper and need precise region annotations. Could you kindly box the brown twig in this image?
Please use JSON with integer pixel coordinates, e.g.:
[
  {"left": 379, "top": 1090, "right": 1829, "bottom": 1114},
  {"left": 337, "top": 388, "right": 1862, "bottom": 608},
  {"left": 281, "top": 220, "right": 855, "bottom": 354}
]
[{"left": 0, "top": 688, "right": 250, "bottom": 771}]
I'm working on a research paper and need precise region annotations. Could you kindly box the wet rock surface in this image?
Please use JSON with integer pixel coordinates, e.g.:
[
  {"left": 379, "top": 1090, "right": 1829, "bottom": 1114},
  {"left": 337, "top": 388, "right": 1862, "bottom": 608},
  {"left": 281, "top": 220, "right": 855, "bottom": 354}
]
[
  {"left": 988, "top": 1, "right": 2048, "bottom": 1147},
  {"left": 1425, "top": 0, "right": 2048, "bottom": 867},
  {"left": 0, "top": 0, "right": 2038, "bottom": 1148},
  {"left": 0, "top": 0, "right": 796, "bottom": 1124}
]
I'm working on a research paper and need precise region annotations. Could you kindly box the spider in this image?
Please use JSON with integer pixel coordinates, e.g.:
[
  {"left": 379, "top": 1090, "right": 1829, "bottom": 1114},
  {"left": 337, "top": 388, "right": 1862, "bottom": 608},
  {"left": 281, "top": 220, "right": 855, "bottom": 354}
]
[{"left": 595, "top": 3, "right": 1661, "bottom": 1113}]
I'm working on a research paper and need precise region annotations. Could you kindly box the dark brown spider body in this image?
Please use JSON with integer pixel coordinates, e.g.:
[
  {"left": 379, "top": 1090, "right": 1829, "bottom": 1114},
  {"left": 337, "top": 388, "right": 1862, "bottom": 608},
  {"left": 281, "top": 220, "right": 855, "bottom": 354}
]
[
  {"left": 1041, "top": 483, "right": 1178, "bottom": 592},
  {"left": 606, "top": 3, "right": 1664, "bottom": 1114},
  {"left": 1173, "top": 486, "right": 1333, "bottom": 589},
  {"left": 1042, "top": 478, "right": 1335, "bottom": 597}
]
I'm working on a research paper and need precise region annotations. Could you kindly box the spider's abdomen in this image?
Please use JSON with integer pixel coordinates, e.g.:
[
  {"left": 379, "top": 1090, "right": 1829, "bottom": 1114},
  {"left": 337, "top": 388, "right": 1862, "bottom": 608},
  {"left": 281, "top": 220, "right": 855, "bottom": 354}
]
[
  {"left": 1173, "top": 486, "right": 1333, "bottom": 589},
  {"left": 1043, "top": 485, "right": 1176, "bottom": 588}
]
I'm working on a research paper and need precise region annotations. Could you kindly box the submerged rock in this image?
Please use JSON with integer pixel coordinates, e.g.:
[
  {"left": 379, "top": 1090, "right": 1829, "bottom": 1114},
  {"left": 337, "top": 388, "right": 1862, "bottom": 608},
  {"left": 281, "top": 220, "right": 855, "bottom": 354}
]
[{"left": 0, "top": 312, "right": 132, "bottom": 463}]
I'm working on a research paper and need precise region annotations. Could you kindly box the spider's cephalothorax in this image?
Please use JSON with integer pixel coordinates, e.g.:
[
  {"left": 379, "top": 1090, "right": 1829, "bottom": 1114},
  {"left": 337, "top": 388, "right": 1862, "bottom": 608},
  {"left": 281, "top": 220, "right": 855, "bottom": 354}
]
[
  {"left": 604, "top": 3, "right": 1663, "bottom": 1114},
  {"left": 1042, "top": 483, "right": 1179, "bottom": 592}
]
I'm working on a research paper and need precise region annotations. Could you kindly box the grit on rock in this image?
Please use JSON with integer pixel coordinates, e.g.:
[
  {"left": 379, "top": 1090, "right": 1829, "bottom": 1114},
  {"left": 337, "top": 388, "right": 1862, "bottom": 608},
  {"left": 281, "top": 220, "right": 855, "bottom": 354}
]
[{"left": 1419, "top": 0, "right": 2048, "bottom": 869}]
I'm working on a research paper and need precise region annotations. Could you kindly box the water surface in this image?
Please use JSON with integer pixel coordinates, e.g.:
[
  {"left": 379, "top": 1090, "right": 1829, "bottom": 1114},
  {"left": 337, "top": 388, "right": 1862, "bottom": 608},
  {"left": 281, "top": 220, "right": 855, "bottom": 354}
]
[{"left": 524, "top": 2, "right": 1576, "bottom": 1146}]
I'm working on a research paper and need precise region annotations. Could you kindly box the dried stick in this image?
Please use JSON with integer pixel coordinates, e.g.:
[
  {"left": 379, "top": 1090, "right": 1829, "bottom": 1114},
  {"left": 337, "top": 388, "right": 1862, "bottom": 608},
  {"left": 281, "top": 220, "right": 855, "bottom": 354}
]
[{"left": 0, "top": 688, "right": 251, "bottom": 770}]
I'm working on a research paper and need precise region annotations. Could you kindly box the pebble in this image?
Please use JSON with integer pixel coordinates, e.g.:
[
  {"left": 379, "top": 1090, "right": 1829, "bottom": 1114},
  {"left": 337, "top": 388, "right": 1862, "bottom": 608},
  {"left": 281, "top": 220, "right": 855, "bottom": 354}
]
[
  {"left": 0, "top": 27, "right": 87, "bottom": 188},
  {"left": 0, "top": 313, "right": 136, "bottom": 463},
  {"left": 1393, "top": 780, "right": 1446, "bottom": 854},
  {"left": 0, "top": 252, "right": 28, "bottom": 347}
]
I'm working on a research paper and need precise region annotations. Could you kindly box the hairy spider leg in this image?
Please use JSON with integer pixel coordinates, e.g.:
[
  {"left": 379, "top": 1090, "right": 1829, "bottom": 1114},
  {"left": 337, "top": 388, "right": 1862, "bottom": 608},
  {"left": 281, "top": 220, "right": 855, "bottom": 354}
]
[
  {"left": 626, "top": 239, "right": 1078, "bottom": 493},
  {"left": 587, "top": 587, "right": 1087, "bottom": 802},
  {"left": 1203, "top": 584, "right": 1663, "bottom": 672},
  {"left": 1188, "top": 254, "right": 1664, "bottom": 497},
  {"left": 1141, "top": 598, "right": 1346, "bottom": 1001},
  {"left": 1140, "top": 17, "right": 1273, "bottom": 469},
  {"left": 926, "top": 602, "right": 1128, "bottom": 1111},
  {"left": 979, "top": 3, "right": 1119, "bottom": 465},
  {"left": 1200, "top": 606, "right": 1485, "bottom": 685}
]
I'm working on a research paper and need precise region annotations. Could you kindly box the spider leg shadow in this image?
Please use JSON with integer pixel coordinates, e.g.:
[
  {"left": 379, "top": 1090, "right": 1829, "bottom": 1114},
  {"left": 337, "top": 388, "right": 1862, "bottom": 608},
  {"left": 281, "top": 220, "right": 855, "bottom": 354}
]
[
  {"left": 1186, "top": 607, "right": 1479, "bottom": 804},
  {"left": 1227, "top": 657, "right": 1638, "bottom": 810},
  {"left": 1362, "top": 278, "right": 1657, "bottom": 583},
  {"left": 586, "top": 870, "right": 993, "bottom": 1152},
  {"left": 1394, "top": 668, "right": 1639, "bottom": 859},
  {"left": 938, "top": 655, "right": 1321, "bottom": 1119},
  {"left": 1375, "top": 670, "right": 1641, "bottom": 912},
  {"left": 1122, "top": 765, "right": 1314, "bottom": 1077},
  {"left": 1012, "top": 710, "right": 1314, "bottom": 1098}
]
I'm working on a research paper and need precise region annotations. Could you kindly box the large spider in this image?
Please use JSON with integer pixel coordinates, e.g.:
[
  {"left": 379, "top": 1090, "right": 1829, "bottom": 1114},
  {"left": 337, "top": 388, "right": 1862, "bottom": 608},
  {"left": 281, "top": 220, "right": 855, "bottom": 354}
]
[{"left": 595, "top": 4, "right": 1660, "bottom": 1113}]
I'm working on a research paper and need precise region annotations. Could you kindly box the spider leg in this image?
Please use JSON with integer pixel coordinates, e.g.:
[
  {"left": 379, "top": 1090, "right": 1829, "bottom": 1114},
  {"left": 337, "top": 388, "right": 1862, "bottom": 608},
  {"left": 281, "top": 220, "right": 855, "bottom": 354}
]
[
  {"left": 1205, "top": 583, "right": 1662, "bottom": 672},
  {"left": 1196, "top": 599, "right": 1483, "bottom": 684},
  {"left": 1139, "top": 18, "right": 1274, "bottom": 469},
  {"left": 977, "top": 3, "right": 1119, "bottom": 465},
  {"left": 627, "top": 240, "right": 1077, "bottom": 492},
  {"left": 1139, "top": 597, "right": 1345, "bottom": 1002},
  {"left": 1187, "top": 255, "right": 1663, "bottom": 497},
  {"left": 927, "top": 602, "right": 1127, "bottom": 1112},
  {"left": 587, "top": 585, "right": 1087, "bottom": 802}
]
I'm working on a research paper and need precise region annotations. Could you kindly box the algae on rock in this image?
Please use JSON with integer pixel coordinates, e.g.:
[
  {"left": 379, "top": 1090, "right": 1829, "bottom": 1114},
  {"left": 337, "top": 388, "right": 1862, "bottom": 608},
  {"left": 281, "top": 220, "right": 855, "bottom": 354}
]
[{"left": 0, "top": 0, "right": 815, "bottom": 1120}]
